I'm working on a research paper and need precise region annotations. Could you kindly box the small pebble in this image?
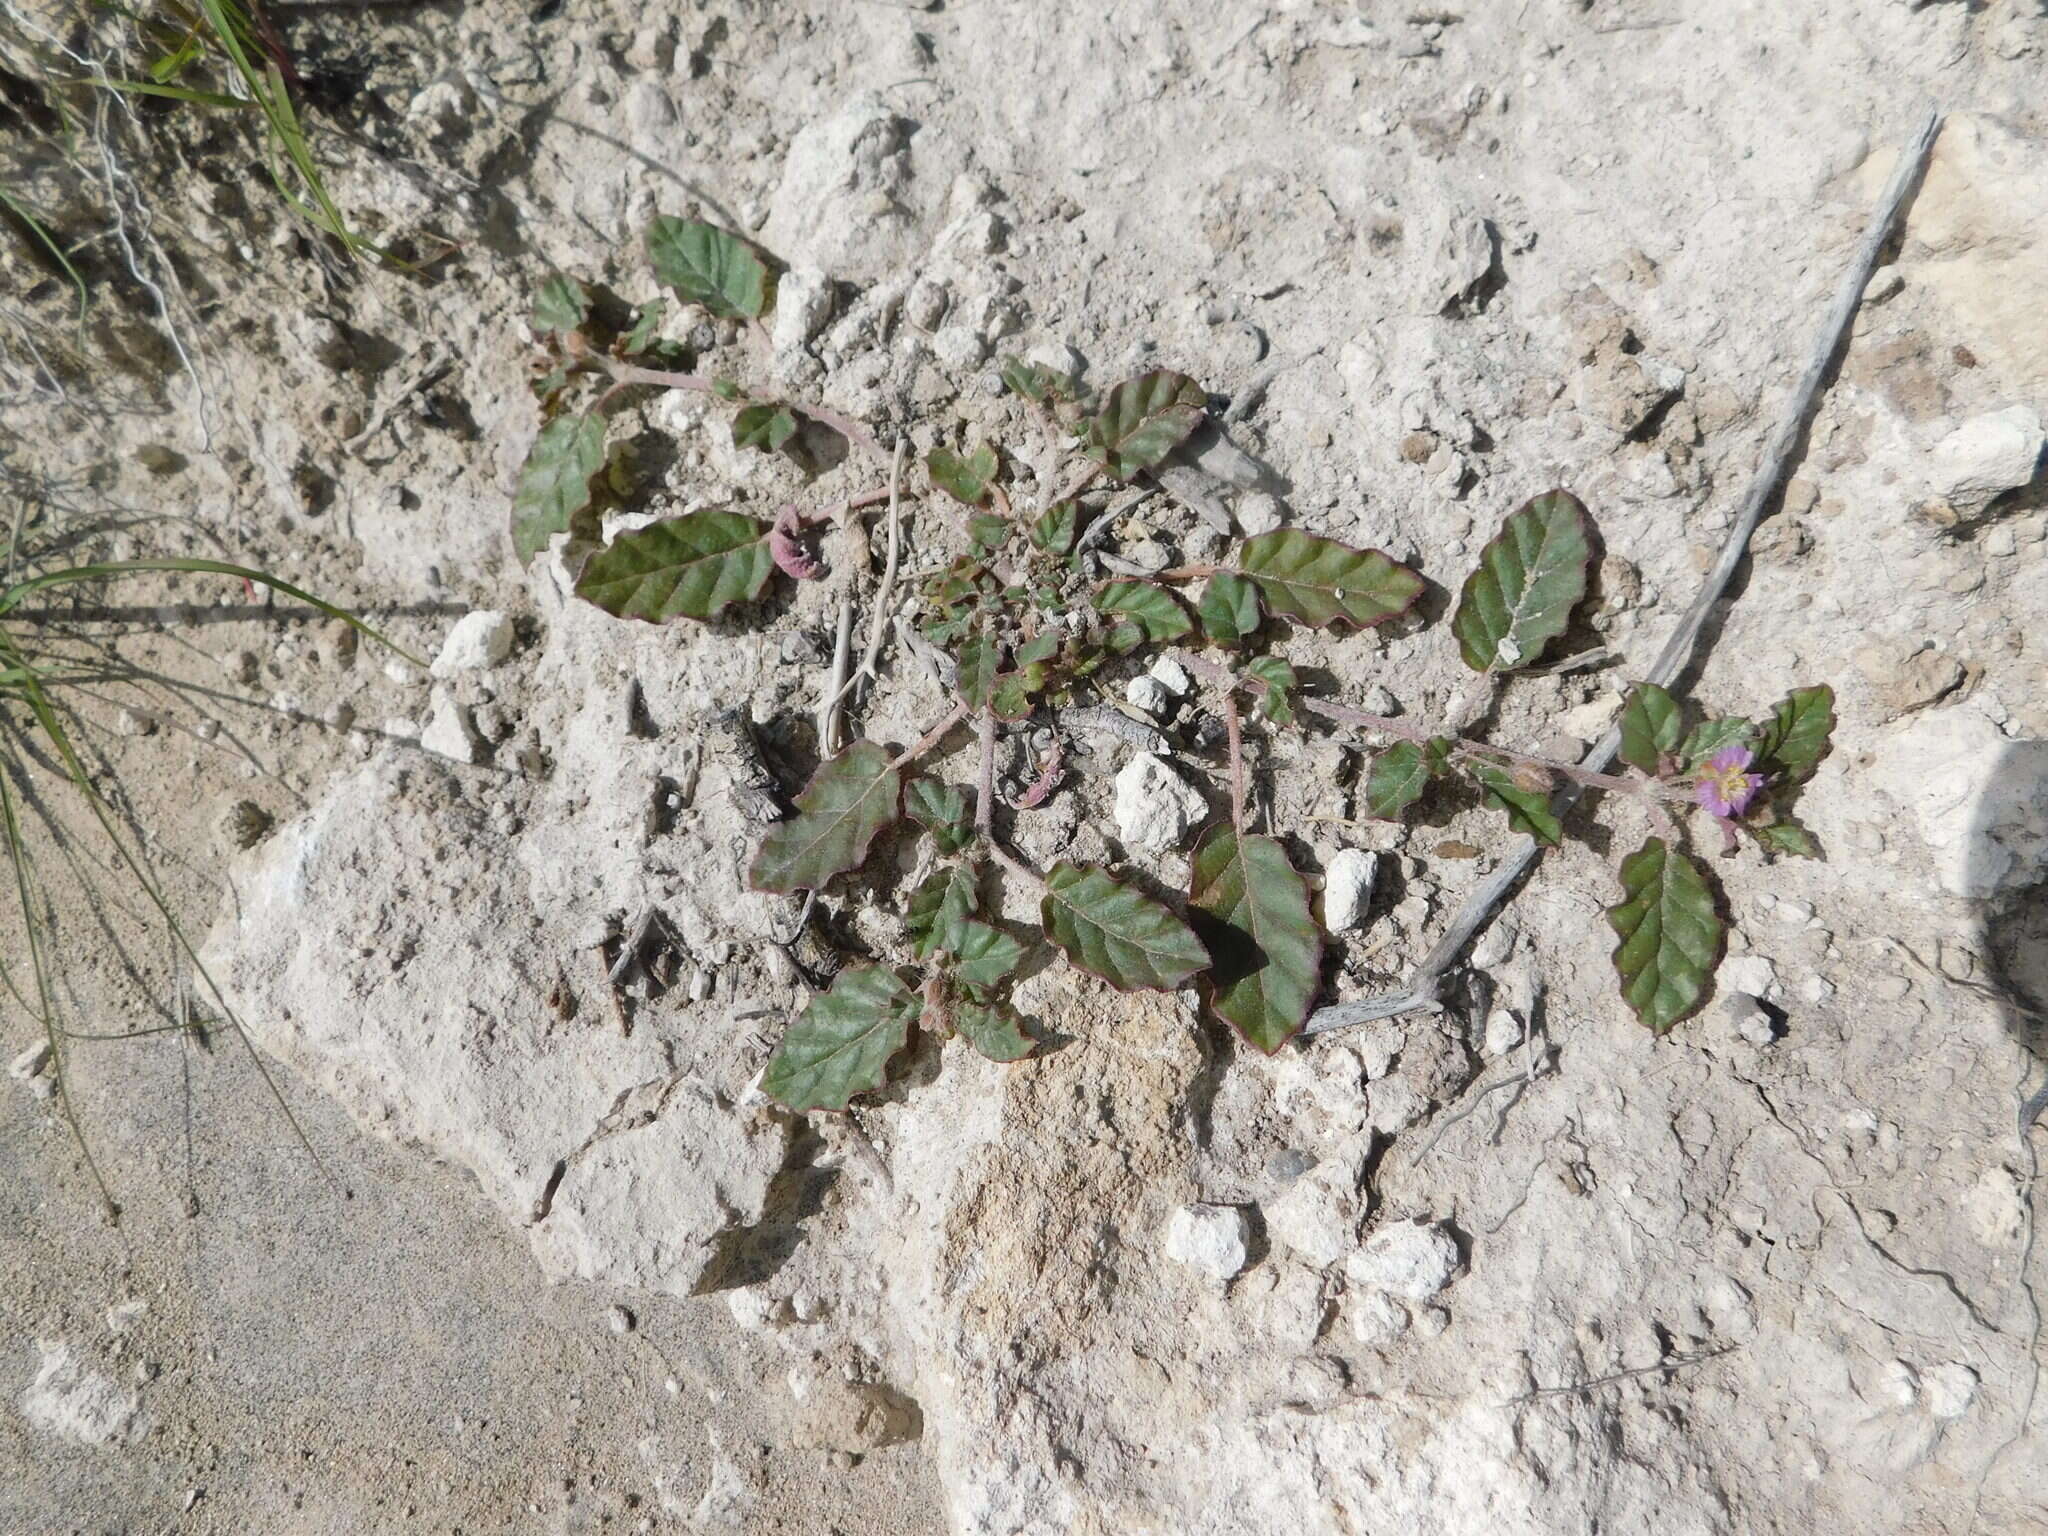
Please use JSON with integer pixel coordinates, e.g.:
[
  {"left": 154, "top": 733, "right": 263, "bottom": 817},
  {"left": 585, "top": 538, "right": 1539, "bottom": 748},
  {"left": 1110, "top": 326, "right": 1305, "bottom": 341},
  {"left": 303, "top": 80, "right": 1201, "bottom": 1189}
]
[{"left": 607, "top": 1304, "right": 636, "bottom": 1334}]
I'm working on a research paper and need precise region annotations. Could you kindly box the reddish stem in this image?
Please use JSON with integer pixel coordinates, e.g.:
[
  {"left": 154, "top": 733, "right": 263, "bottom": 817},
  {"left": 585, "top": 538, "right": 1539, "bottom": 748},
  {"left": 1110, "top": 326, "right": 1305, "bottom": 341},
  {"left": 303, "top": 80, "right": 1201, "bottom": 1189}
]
[{"left": 887, "top": 703, "right": 968, "bottom": 774}]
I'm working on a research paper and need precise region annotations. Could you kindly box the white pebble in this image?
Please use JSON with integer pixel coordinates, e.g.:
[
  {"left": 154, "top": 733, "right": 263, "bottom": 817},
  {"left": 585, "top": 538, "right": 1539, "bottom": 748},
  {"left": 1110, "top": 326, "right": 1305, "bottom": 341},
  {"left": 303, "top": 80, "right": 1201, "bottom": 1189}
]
[
  {"left": 1163, "top": 1203, "right": 1250, "bottom": 1280},
  {"left": 1323, "top": 849, "right": 1379, "bottom": 932},
  {"left": 430, "top": 611, "right": 515, "bottom": 677},
  {"left": 1345, "top": 1219, "right": 1460, "bottom": 1301}
]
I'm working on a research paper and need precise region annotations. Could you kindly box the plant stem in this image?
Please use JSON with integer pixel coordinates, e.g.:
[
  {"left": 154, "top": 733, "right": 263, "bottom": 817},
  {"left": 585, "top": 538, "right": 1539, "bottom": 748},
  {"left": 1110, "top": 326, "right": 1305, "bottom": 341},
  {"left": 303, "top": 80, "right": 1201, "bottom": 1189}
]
[
  {"left": 886, "top": 702, "right": 969, "bottom": 773},
  {"left": 1224, "top": 693, "right": 1247, "bottom": 833},
  {"left": 572, "top": 336, "right": 885, "bottom": 460},
  {"left": 973, "top": 708, "right": 1045, "bottom": 887}
]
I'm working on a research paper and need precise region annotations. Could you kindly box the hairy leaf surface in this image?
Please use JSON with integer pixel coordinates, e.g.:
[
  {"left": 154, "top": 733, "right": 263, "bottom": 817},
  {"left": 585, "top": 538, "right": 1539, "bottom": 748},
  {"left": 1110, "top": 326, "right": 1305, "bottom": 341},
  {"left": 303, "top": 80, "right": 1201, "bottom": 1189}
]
[
  {"left": 1031, "top": 500, "right": 1078, "bottom": 554},
  {"left": 1468, "top": 759, "right": 1563, "bottom": 846},
  {"left": 1198, "top": 573, "right": 1263, "bottom": 644},
  {"left": 954, "top": 997, "right": 1035, "bottom": 1062},
  {"left": 928, "top": 445, "right": 999, "bottom": 505},
  {"left": 1188, "top": 828, "right": 1321, "bottom": 1054},
  {"left": 1236, "top": 531, "right": 1424, "bottom": 631},
  {"left": 907, "top": 864, "right": 978, "bottom": 958},
  {"left": 761, "top": 965, "right": 918, "bottom": 1111},
  {"left": 1753, "top": 685, "right": 1835, "bottom": 785},
  {"left": 951, "top": 920, "right": 1030, "bottom": 991},
  {"left": 748, "top": 741, "right": 902, "bottom": 893},
  {"left": 1450, "top": 490, "right": 1594, "bottom": 671},
  {"left": 1363, "top": 738, "right": 1446, "bottom": 820},
  {"left": 512, "top": 414, "right": 607, "bottom": 564},
  {"left": 906, "top": 779, "right": 975, "bottom": 854},
  {"left": 533, "top": 273, "right": 588, "bottom": 333},
  {"left": 574, "top": 511, "right": 772, "bottom": 622},
  {"left": 1041, "top": 861, "right": 1209, "bottom": 992},
  {"left": 1606, "top": 837, "right": 1723, "bottom": 1034},
  {"left": 1084, "top": 370, "right": 1206, "bottom": 478},
  {"left": 1617, "top": 682, "right": 1683, "bottom": 775},
  {"left": 1092, "top": 582, "right": 1193, "bottom": 644},
  {"left": 733, "top": 403, "right": 797, "bottom": 452},
  {"left": 1680, "top": 717, "right": 1756, "bottom": 770},
  {"left": 645, "top": 216, "right": 770, "bottom": 318}
]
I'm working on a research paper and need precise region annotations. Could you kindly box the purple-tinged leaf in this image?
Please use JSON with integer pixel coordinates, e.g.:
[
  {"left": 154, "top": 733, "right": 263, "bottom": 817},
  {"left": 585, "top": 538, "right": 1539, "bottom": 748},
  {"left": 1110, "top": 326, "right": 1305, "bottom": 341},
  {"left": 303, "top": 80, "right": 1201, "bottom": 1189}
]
[
  {"left": 907, "top": 864, "right": 978, "bottom": 959},
  {"left": 950, "top": 920, "right": 1030, "bottom": 991},
  {"left": 1198, "top": 572, "right": 1262, "bottom": 645},
  {"left": 761, "top": 965, "right": 918, "bottom": 1111},
  {"left": 906, "top": 779, "right": 975, "bottom": 854},
  {"left": 1235, "top": 530, "right": 1424, "bottom": 631},
  {"left": 1606, "top": 837, "right": 1723, "bottom": 1035},
  {"left": 768, "top": 504, "right": 824, "bottom": 581},
  {"left": 1450, "top": 490, "right": 1594, "bottom": 672},
  {"left": 1092, "top": 582, "right": 1193, "bottom": 644},
  {"left": 954, "top": 996, "right": 1035, "bottom": 1062},
  {"left": 928, "top": 444, "right": 999, "bottom": 505},
  {"left": 1467, "top": 759, "right": 1563, "bottom": 845},
  {"left": 748, "top": 741, "right": 903, "bottom": 894},
  {"left": 574, "top": 510, "right": 773, "bottom": 623},
  {"left": 511, "top": 413, "right": 607, "bottom": 565},
  {"left": 1362, "top": 738, "right": 1448, "bottom": 820},
  {"left": 1041, "top": 861, "right": 1209, "bottom": 993},
  {"left": 1084, "top": 370, "right": 1206, "bottom": 479},
  {"left": 1188, "top": 827, "right": 1322, "bottom": 1054}
]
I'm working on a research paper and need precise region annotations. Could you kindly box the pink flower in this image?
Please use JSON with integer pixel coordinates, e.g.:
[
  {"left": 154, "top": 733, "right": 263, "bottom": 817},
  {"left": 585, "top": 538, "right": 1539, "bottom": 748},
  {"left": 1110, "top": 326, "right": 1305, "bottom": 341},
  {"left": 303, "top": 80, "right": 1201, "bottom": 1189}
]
[{"left": 1695, "top": 746, "right": 1765, "bottom": 820}]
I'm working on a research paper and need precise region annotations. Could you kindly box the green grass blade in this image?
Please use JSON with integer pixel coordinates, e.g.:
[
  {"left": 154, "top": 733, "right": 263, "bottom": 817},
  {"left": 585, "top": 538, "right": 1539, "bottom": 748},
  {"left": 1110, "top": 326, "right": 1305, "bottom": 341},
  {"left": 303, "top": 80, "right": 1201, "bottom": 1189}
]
[{"left": 0, "top": 189, "right": 89, "bottom": 324}]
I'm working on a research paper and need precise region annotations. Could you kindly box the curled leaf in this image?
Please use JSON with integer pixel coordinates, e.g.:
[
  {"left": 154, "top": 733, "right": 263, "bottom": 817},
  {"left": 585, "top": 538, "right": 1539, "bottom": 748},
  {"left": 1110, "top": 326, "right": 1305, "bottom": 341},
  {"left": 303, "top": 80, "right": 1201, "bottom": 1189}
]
[
  {"left": 1014, "top": 736, "right": 1063, "bottom": 809},
  {"left": 1084, "top": 370, "right": 1206, "bottom": 479},
  {"left": 644, "top": 216, "right": 770, "bottom": 318},
  {"left": 1244, "top": 657, "right": 1297, "bottom": 725},
  {"left": 768, "top": 504, "right": 824, "bottom": 581},
  {"left": 1606, "top": 837, "right": 1724, "bottom": 1035},
  {"left": 1041, "top": 861, "right": 1209, "bottom": 993},
  {"left": 574, "top": 510, "right": 773, "bottom": 623},
  {"left": 761, "top": 965, "right": 919, "bottom": 1111},
  {"left": 1753, "top": 819, "right": 1820, "bottom": 859},
  {"left": 621, "top": 298, "right": 666, "bottom": 355},
  {"left": 511, "top": 413, "right": 607, "bottom": 565},
  {"left": 1450, "top": 490, "right": 1594, "bottom": 672},
  {"left": 1188, "top": 827, "right": 1322, "bottom": 1054},
  {"left": 1235, "top": 530, "right": 1424, "bottom": 631},
  {"left": 748, "top": 741, "right": 903, "bottom": 894}
]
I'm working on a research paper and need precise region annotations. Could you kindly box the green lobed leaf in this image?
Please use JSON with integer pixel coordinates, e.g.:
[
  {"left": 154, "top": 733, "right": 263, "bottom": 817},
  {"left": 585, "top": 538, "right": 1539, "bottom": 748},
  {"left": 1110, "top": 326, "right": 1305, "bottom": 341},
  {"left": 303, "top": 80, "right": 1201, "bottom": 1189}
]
[
  {"left": 1030, "top": 500, "right": 1079, "bottom": 554},
  {"left": 907, "top": 864, "right": 979, "bottom": 958},
  {"left": 968, "top": 512, "right": 1010, "bottom": 555},
  {"left": 988, "top": 664, "right": 1047, "bottom": 722},
  {"left": 645, "top": 216, "right": 771, "bottom": 318},
  {"left": 1467, "top": 759, "right": 1563, "bottom": 846},
  {"left": 1606, "top": 837, "right": 1724, "bottom": 1035},
  {"left": 748, "top": 741, "right": 904, "bottom": 894},
  {"left": 953, "top": 996, "right": 1036, "bottom": 1063},
  {"left": 1198, "top": 573, "right": 1263, "bottom": 645},
  {"left": 1450, "top": 490, "right": 1595, "bottom": 672},
  {"left": 1188, "top": 828, "right": 1322, "bottom": 1055},
  {"left": 574, "top": 510, "right": 773, "bottom": 623},
  {"left": 533, "top": 273, "right": 589, "bottom": 334},
  {"left": 1680, "top": 717, "right": 1756, "bottom": 771},
  {"left": 1617, "top": 682, "right": 1684, "bottom": 775},
  {"left": 1092, "top": 582, "right": 1193, "bottom": 645},
  {"left": 1000, "top": 355, "right": 1076, "bottom": 403},
  {"left": 1753, "top": 820, "right": 1820, "bottom": 859},
  {"left": 928, "top": 445, "right": 999, "bottom": 505},
  {"left": 1041, "top": 861, "right": 1210, "bottom": 992},
  {"left": 956, "top": 632, "right": 1001, "bottom": 710},
  {"left": 1362, "top": 738, "right": 1447, "bottom": 821},
  {"left": 1752, "top": 685, "right": 1835, "bottom": 785},
  {"left": 761, "top": 965, "right": 919, "bottom": 1111},
  {"left": 511, "top": 414, "right": 607, "bottom": 564},
  {"left": 622, "top": 298, "right": 666, "bottom": 354},
  {"left": 733, "top": 403, "right": 798, "bottom": 452},
  {"left": 1235, "top": 530, "right": 1425, "bottom": 631},
  {"left": 950, "top": 920, "right": 1031, "bottom": 991},
  {"left": 1244, "top": 657, "right": 1297, "bottom": 725},
  {"left": 906, "top": 779, "right": 976, "bottom": 855},
  {"left": 1084, "top": 370, "right": 1207, "bottom": 478}
]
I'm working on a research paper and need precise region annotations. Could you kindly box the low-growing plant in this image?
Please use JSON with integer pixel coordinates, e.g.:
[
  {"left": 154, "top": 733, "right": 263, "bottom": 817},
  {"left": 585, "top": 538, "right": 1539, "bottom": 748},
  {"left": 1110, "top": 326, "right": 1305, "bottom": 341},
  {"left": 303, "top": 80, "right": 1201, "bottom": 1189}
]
[{"left": 516, "top": 218, "right": 1836, "bottom": 1112}]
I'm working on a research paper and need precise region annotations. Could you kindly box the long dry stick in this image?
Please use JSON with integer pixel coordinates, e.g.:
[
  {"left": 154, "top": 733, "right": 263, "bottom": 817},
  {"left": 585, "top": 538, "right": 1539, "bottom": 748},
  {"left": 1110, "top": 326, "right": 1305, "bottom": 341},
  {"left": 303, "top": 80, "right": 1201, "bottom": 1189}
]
[{"left": 1304, "top": 107, "right": 1943, "bottom": 1038}]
